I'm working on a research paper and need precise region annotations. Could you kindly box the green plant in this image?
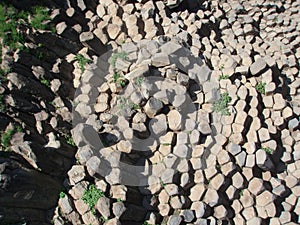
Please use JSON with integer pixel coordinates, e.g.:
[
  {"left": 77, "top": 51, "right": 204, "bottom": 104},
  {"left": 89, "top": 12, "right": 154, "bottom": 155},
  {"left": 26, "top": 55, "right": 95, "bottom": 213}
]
[
  {"left": 112, "top": 73, "right": 126, "bottom": 87},
  {"left": 36, "top": 49, "right": 45, "bottom": 60},
  {"left": 262, "top": 147, "right": 273, "bottom": 154},
  {"left": 41, "top": 77, "right": 50, "bottom": 87},
  {"left": 100, "top": 216, "right": 108, "bottom": 222},
  {"left": 218, "top": 74, "right": 230, "bottom": 81},
  {"left": 160, "top": 179, "right": 166, "bottom": 187},
  {"left": 109, "top": 51, "right": 127, "bottom": 69},
  {"left": 49, "top": 101, "right": 57, "bottom": 108},
  {"left": 162, "top": 143, "right": 171, "bottom": 146},
  {"left": 1, "top": 129, "right": 15, "bottom": 150},
  {"left": 0, "top": 68, "right": 10, "bottom": 81},
  {"left": 212, "top": 92, "right": 232, "bottom": 115},
  {"left": 75, "top": 54, "right": 92, "bottom": 73},
  {"left": 117, "top": 96, "right": 140, "bottom": 112},
  {"left": 0, "top": 3, "right": 53, "bottom": 56},
  {"left": 239, "top": 189, "right": 244, "bottom": 197},
  {"left": 117, "top": 97, "right": 128, "bottom": 110},
  {"left": 128, "top": 102, "right": 140, "bottom": 110},
  {"left": 255, "top": 81, "right": 266, "bottom": 94},
  {"left": 142, "top": 222, "right": 157, "bottom": 225},
  {"left": 81, "top": 184, "right": 103, "bottom": 213},
  {"left": 134, "top": 77, "right": 145, "bottom": 86},
  {"left": 64, "top": 134, "right": 75, "bottom": 147},
  {"left": 0, "top": 94, "right": 5, "bottom": 112},
  {"left": 16, "top": 125, "right": 22, "bottom": 133},
  {"left": 30, "top": 6, "right": 52, "bottom": 30},
  {"left": 0, "top": 4, "right": 25, "bottom": 50},
  {"left": 59, "top": 191, "right": 66, "bottom": 198}
]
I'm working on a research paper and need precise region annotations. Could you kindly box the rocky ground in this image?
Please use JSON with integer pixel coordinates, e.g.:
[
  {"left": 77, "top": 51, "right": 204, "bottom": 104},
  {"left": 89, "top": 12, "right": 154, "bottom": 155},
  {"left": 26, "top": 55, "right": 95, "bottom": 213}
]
[{"left": 0, "top": 0, "right": 300, "bottom": 225}]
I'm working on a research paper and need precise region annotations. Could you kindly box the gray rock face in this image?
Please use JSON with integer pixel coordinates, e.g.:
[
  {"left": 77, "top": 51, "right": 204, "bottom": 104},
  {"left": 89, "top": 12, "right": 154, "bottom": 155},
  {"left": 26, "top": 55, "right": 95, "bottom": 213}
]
[
  {"left": 95, "top": 196, "right": 111, "bottom": 218},
  {"left": 76, "top": 145, "right": 94, "bottom": 164},
  {"left": 167, "top": 110, "right": 182, "bottom": 131},
  {"left": 204, "top": 188, "right": 219, "bottom": 207},
  {"left": 250, "top": 58, "right": 267, "bottom": 76},
  {"left": 256, "top": 149, "right": 274, "bottom": 171},
  {"left": 144, "top": 97, "right": 163, "bottom": 118},
  {"left": 167, "top": 215, "right": 182, "bottom": 225},
  {"left": 72, "top": 124, "right": 102, "bottom": 150},
  {"left": 79, "top": 31, "right": 106, "bottom": 54},
  {"left": 6, "top": 1, "right": 297, "bottom": 223},
  {"left": 112, "top": 202, "right": 126, "bottom": 218},
  {"left": 288, "top": 118, "right": 299, "bottom": 131},
  {"left": 151, "top": 53, "right": 171, "bottom": 67},
  {"left": 181, "top": 209, "right": 195, "bottom": 222},
  {"left": 67, "top": 165, "right": 85, "bottom": 185},
  {"left": 59, "top": 195, "right": 74, "bottom": 215},
  {"left": 191, "top": 201, "right": 209, "bottom": 218},
  {"left": 149, "top": 114, "right": 168, "bottom": 136}
]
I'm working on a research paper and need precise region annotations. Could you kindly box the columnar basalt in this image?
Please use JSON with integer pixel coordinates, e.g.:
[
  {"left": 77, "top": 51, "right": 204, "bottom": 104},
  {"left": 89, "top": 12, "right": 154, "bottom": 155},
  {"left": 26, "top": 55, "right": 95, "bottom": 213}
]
[{"left": 0, "top": 0, "right": 299, "bottom": 225}]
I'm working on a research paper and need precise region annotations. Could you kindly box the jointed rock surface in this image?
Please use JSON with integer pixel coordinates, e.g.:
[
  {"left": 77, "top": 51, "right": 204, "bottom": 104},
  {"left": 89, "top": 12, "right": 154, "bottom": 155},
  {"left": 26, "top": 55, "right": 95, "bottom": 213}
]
[{"left": 0, "top": 0, "right": 300, "bottom": 225}]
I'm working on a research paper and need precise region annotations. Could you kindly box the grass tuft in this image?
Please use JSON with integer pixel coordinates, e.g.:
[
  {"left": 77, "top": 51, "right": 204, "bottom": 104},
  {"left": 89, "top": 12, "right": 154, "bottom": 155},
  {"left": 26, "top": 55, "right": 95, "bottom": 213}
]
[
  {"left": 64, "top": 134, "right": 75, "bottom": 147},
  {"left": 0, "top": 3, "right": 53, "bottom": 62},
  {"left": 117, "top": 96, "right": 140, "bottom": 112},
  {"left": 81, "top": 184, "right": 103, "bottom": 213},
  {"left": 59, "top": 191, "right": 66, "bottom": 199},
  {"left": 0, "top": 94, "right": 5, "bottom": 112},
  {"left": 41, "top": 77, "right": 50, "bottom": 87},
  {"left": 255, "top": 81, "right": 266, "bottom": 94},
  {"left": 1, "top": 129, "right": 14, "bottom": 150},
  {"left": 30, "top": 6, "right": 52, "bottom": 30},
  {"left": 0, "top": 4, "right": 25, "bottom": 50},
  {"left": 112, "top": 72, "right": 126, "bottom": 87},
  {"left": 212, "top": 92, "right": 232, "bottom": 116},
  {"left": 218, "top": 74, "right": 230, "bottom": 81},
  {"left": 75, "top": 54, "right": 92, "bottom": 73},
  {"left": 134, "top": 76, "right": 145, "bottom": 86},
  {"left": 262, "top": 147, "right": 273, "bottom": 154},
  {"left": 109, "top": 52, "right": 127, "bottom": 69}
]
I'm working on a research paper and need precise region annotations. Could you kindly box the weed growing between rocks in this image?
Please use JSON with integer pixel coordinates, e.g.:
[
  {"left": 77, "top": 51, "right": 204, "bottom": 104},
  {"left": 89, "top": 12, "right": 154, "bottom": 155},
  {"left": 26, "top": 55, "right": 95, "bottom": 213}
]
[
  {"left": 0, "top": 68, "right": 10, "bottom": 82},
  {"left": 116, "top": 96, "right": 141, "bottom": 114},
  {"left": 81, "top": 184, "right": 103, "bottom": 213},
  {"left": 109, "top": 51, "right": 127, "bottom": 69},
  {"left": 134, "top": 76, "right": 145, "bottom": 86},
  {"left": 0, "top": 94, "right": 5, "bottom": 112},
  {"left": 59, "top": 191, "right": 65, "bottom": 199},
  {"left": 1, "top": 129, "right": 14, "bottom": 150},
  {"left": 0, "top": 125, "right": 22, "bottom": 150},
  {"left": 218, "top": 74, "right": 230, "bottom": 81},
  {"left": 212, "top": 92, "right": 232, "bottom": 115},
  {"left": 75, "top": 54, "right": 92, "bottom": 74},
  {"left": 30, "top": 6, "right": 53, "bottom": 31},
  {"left": 262, "top": 147, "right": 274, "bottom": 154},
  {"left": 64, "top": 134, "right": 75, "bottom": 147},
  {"left": 142, "top": 221, "right": 157, "bottom": 225},
  {"left": 112, "top": 72, "right": 126, "bottom": 87},
  {"left": 0, "top": 3, "right": 53, "bottom": 55},
  {"left": 256, "top": 81, "right": 266, "bottom": 94},
  {"left": 0, "top": 4, "right": 25, "bottom": 51},
  {"left": 41, "top": 77, "right": 50, "bottom": 87},
  {"left": 100, "top": 216, "right": 108, "bottom": 223}
]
